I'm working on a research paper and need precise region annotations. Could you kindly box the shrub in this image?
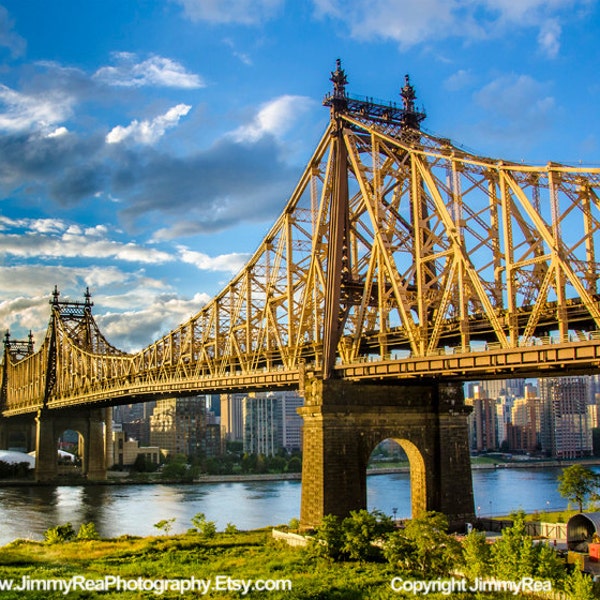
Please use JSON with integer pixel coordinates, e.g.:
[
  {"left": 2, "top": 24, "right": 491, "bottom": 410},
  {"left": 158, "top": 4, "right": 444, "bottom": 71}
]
[
  {"left": 190, "top": 513, "right": 217, "bottom": 538},
  {"left": 154, "top": 518, "right": 176, "bottom": 535},
  {"left": 77, "top": 522, "right": 100, "bottom": 540},
  {"left": 44, "top": 523, "right": 76, "bottom": 544},
  {"left": 384, "top": 511, "right": 462, "bottom": 576},
  {"left": 224, "top": 522, "right": 238, "bottom": 534}
]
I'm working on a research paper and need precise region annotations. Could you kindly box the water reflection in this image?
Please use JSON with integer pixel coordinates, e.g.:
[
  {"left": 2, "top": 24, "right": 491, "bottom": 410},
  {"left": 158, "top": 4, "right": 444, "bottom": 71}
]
[{"left": 0, "top": 467, "right": 595, "bottom": 546}]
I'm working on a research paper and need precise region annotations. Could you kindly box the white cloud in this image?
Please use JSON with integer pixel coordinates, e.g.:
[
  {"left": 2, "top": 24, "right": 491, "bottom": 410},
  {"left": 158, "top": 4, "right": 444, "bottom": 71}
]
[
  {"left": 0, "top": 6, "right": 26, "bottom": 57},
  {"left": 0, "top": 84, "right": 73, "bottom": 133},
  {"left": 176, "top": 0, "right": 283, "bottom": 24},
  {"left": 537, "top": 19, "right": 561, "bottom": 59},
  {"left": 0, "top": 217, "right": 174, "bottom": 264},
  {"left": 444, "top": 69, "right": 473, "bottom": 92},
  {"left": 97, "top": 292, "right": 210, "bottom": 352},
  {"left": 106, "top": 104, "right": 192, "bottom": 145},
  {"left": 474, "top": 74, "right": 555, "bottom": 123},
  {"left": 46, "top": 126, "right": 69, "bottom": 138},
  {"left": 230, "top": 95, "right": 314, "bottom": 142},
  {"left": 312, "top": 0, "right": 589, "bottom": 54},
  {"left": 178, "top": 245, "right": 249, "bottom": 273},
  {"left": 94, "top": 53, "right": 204, "bottom": 89}
]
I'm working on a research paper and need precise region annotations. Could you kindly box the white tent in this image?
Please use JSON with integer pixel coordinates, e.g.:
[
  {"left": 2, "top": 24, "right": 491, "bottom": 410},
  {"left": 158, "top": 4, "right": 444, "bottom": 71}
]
[
  {"left": 27, "top": 450, "right": 76, "bottom": 462},
  {"left": 0, "top": 450, "right": 35, "bottom": 467}
]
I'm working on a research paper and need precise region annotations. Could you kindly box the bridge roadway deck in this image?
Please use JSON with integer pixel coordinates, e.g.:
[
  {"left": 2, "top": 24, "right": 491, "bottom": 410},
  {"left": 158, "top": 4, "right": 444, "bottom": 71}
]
[{"left": 4, "top": 337, "right": 600, "bottom": 418}]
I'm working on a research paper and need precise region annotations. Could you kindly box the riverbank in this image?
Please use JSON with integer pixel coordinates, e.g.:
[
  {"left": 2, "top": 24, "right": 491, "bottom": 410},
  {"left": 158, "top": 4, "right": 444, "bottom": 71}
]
[{"left": 2, "top": 456, "right": 600, "bottom": 486}]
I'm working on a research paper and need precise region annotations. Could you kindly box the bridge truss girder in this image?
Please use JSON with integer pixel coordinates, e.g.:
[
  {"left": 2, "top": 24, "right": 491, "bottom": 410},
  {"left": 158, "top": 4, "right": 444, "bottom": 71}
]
[{"left": 3, "top": 94, "right": 600, "bottom": 413}]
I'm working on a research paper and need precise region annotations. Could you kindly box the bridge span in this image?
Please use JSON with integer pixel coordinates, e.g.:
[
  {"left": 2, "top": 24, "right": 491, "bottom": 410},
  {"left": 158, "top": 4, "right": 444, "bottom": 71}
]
[{"left": 3, "top": 61, "right": 600, "bottom": 529}]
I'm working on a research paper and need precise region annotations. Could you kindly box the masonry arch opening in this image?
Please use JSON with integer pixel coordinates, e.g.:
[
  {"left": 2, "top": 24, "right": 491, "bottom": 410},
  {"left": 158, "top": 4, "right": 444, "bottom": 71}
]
[
  {"left": 57, "top": 428, "right": 81, "bottom": 474},
  {"left": 367, "top": 437, "right": 426, "bottom": 520}
]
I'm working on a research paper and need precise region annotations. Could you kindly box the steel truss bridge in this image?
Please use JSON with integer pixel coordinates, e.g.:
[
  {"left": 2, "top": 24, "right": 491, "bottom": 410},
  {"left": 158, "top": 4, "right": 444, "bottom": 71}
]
[{"left": 4, "top": 61, "right": 600, "bottom": 418}]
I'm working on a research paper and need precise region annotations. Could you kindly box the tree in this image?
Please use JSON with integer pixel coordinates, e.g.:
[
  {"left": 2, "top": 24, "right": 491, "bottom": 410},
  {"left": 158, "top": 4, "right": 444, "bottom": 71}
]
[
  {"left": 384, "top": 511, "right": 462, "bottom": 576},
  {"left": 461, "top": 529, "right": 491, "bottom": 580},
  {"left": 341, "top": 509, "right": 394, "bottom": 561},
  {"left": 310, "top": 514, "right": 345, "bottom": 561},
  {"left": 564, "top": 566, "right": 596, "bottom": 600},
  {"left": 558, "top": 464, "right": 600, "bottom": 512},
  {"left": 154, "top": 518, "right": 175, "bottom": 535},
  {"left": 190, "top": 512, "right": 217, "bottom": 538},
  {"left": 44, "top": 522, "right": 76, "bottom": 544},
  {"left": 490, "top": 511, "right": 563, "bottom": 586},
  {"left": 77, "top": 522, "right": 100, "bottom": 540}
]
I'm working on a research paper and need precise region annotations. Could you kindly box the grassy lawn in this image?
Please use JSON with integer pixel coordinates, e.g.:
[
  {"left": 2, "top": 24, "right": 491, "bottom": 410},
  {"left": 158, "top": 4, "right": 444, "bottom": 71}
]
[{"left": 0, "top": 528, "right": 563, "bottom": 599}]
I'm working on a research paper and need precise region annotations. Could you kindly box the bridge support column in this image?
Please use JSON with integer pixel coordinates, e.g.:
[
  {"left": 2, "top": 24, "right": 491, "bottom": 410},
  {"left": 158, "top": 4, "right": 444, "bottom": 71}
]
[
  {"left": 35, "top": 410, "right": 58, "bottom": 481},
  {"left": 298, "top": 376, "right": 475, "bottom": 531},
  {"left": 83, "top": 408, "right": 107, "bottom": 481}
]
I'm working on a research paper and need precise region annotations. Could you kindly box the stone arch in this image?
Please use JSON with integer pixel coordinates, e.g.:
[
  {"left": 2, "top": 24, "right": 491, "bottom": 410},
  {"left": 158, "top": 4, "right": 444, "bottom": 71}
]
[
  {"left": 35, "top": 408, "right": 109, "bottom": 482},
  {"left": 395, "top": 438, "right": 426, "bottom": 517},
  {"left": 299, "top": 377, "right": 475, "bottom": 530},
  {"left": 366, "top": 436, "right": 427, "bottom": 519}
]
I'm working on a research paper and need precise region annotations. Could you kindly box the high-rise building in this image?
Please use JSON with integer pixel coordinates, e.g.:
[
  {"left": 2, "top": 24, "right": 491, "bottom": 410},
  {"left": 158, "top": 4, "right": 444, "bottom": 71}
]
[
  {"left": 243, "top": 393, "right": 282, "bottom": 456},
  {"left": 466, "top": 385, "right": 497, "bottom": 451},
  {"left": 220, "top": 393, "right": 245, "bottom": 442},
  {"left": 539, "top": 377, "right": 592, "bottom": 459},
  {"left": 149, "top": 396, "right": 210, "bottom": 458},
  {"left": 510, "top": 386, "right": 541, "bottom": 453},
  {"left": 242, "top": 391, "right": 304, "bottom": 456}
]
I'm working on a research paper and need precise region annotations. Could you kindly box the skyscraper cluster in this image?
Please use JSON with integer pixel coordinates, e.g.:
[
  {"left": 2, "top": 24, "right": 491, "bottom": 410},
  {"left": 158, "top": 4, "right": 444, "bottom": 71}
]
[{"left": 466, "top": 376, "right": 600, "bottom": 458}]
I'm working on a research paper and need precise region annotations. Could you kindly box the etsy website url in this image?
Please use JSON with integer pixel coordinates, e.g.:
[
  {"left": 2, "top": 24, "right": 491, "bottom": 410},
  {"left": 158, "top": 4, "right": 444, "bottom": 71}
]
[{"left": 0, "top": 575, "right": 292, "bottom": 595}]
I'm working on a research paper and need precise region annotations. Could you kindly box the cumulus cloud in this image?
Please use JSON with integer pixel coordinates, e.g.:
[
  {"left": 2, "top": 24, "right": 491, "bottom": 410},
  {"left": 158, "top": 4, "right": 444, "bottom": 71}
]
[
  {"left": 97, "top": 292, "right": 210, "bottom": 351},
  {"left": 230, "top": 95, "right": 315, "bottom": 143},
  {"left": 312, "top": 0, "right": 589, "bottom": 55},
  {"left": 470, "top": 73, "right": 557, "bottom": 153},
  {"left": 0, "top": 84, "right": 73, "bottom": 133},
  {"left": 0, "top": 217, "right": 173, "bottom": 264},
  {"left": 94, "top": 52, "right": 204, "bottom": 89},
  {"left": 175, "top": 0, "right": 284, "bottom": 24},
  {"left": 178, "top": 246, "right": 249, "bottom": 273},
  {"left": 115, "top": 134, "right": 300, "bottom": 239},
  {"left": 537, "top": 19, "right": 561, "bottom": 59},
  {"left": 106, "top": 104, "right": 192, "bottom": 145}
]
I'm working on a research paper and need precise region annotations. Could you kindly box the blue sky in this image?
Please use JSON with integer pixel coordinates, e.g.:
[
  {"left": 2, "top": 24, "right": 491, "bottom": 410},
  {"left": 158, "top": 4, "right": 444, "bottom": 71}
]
[{"left": 0, "top": 0, "right": 599, "bottom": 352}]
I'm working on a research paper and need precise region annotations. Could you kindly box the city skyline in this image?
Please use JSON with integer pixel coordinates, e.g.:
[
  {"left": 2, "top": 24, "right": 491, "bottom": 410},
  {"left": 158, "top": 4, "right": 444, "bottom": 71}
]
[{"left": 0, "top": 1, "right": 599, "bottom": 352}]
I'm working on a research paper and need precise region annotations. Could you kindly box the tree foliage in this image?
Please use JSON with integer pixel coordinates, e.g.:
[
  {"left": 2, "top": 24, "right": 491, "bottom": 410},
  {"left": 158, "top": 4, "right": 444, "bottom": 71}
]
[
  {"left": 153, "top": 518, "right": 176, "bottom": 535},
  {"left": 191, "top": 512, "right": 217, "bottom": 538},
  {"left": 310, "top": 510, "right": 394, "bottom": 562},
  {"left": 490, "top": 511, "right": 563, "bottom": 586},
  {"left": 461, "top": 529, "right": 491, "bottom": 579},
  {"left": 44, "top": 522, "right": 76, "bottom": 544},
  {"left": 383, "top": 511, "right": 462, "bottom": 576},
  {"left": 558, "top": 464, "right": 600, "bottom": 512}
]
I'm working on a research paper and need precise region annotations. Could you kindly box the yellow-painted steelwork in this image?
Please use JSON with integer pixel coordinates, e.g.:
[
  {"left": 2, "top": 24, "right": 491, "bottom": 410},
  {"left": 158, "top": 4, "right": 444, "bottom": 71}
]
[{"left": 4, "top": 64, "right": 600, "bottom": 416}]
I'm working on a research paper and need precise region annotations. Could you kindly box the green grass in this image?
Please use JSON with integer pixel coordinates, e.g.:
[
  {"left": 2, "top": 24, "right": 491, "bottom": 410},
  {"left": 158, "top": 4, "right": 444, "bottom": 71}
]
[{"left": 0, "top": 528, "right": 577, "bottom": 599}]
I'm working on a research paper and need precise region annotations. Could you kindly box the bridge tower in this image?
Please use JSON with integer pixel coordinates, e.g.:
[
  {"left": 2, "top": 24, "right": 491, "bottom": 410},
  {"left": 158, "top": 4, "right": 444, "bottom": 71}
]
[
  {"left": 0, "top": 289, "right": 112, "bottom": 481},
  {"left": 299, "top": 62, "right": 475, "bottom": 530},
  {"left": 34, "top": 288, "right": 111, "bottom": 481}
]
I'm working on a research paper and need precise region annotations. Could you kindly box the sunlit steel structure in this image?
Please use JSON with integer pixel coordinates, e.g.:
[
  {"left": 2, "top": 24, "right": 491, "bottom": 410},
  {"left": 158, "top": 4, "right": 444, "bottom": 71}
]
[{"left": 2, "top": 61, "right": 600, "bottom": 527}]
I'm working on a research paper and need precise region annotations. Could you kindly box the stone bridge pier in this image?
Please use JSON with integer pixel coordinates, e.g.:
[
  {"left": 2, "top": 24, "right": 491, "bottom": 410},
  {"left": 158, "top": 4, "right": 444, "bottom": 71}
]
[
  {"left": 298, "top": 376, "right": 475, "bottom": 531},
  {"left": 35, "top": 407, "right": 112, "bottom": 482}
]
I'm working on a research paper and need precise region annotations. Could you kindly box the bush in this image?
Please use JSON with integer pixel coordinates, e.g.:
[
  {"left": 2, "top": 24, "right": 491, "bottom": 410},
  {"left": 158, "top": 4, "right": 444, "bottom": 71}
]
[
  {"left": 77, "top": 522, "right": 100, "bottom": 540},
  {"left": 384, "top": 511, "right": 462, "bottom": 576},
  {"left": 154, "top": 518, "right": 176, "bottom": 535},
  {"left": 44, "top": 523, "right": 76, "bottom": 544},
  {"left": 190, "top": 513, "right": 217, "bottom": 538},
  {"left": 224, "top": 522, "right": 238, "bottom": 534},
  {"left": 310, "top": 510, "right": 394, "bottom": 562}
]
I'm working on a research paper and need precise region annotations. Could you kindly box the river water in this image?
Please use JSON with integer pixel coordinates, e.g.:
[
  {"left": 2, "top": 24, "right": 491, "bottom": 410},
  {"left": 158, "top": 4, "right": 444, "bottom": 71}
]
[{"left": 0, "top": 467, "right": 594, "bottom": 546}]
